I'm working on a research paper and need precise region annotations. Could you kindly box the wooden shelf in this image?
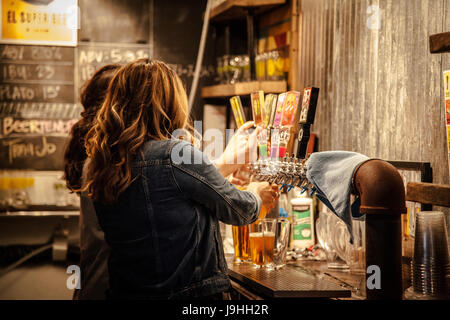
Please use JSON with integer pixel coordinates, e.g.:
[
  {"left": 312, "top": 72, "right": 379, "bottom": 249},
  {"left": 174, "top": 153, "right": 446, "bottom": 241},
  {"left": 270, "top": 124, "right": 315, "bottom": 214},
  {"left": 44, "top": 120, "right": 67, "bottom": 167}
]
[
  {"left": 210, "top": 0, "right": 286, "bottom": 22},
  {"left": 0, "top": 204, "right": 80, "bottom": 213},
  {"left": 201, "top": 80, "right": 287, "bottom": 98}
]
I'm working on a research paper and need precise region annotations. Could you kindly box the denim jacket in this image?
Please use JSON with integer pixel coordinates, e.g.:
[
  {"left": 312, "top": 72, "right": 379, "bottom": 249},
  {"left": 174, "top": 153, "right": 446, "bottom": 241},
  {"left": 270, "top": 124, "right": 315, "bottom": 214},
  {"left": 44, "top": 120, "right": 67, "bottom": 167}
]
[{"left": 93, "top": 139, "right": 261, "bottom": 299}]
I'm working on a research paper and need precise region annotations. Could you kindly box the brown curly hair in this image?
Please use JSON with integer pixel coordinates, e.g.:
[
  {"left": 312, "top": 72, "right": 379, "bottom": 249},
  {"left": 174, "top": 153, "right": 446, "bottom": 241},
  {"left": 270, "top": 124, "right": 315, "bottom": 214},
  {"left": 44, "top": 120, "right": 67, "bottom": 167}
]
[
  {"left": 80, "top": 58, "right": 191, "bottom": 204},
  {"left": 63, "top": 64, "right": 121, "bottom": 192}
]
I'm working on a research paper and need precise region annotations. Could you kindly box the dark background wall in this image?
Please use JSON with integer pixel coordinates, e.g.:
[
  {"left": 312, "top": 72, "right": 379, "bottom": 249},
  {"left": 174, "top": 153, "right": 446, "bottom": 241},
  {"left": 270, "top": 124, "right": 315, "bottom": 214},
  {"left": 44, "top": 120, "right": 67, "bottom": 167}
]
[
  {"left": 152, "top": 0, "right": 216, "bottom": 121},
  {"left": 78, "top": 0, "right": 216, "bottom": 121}
]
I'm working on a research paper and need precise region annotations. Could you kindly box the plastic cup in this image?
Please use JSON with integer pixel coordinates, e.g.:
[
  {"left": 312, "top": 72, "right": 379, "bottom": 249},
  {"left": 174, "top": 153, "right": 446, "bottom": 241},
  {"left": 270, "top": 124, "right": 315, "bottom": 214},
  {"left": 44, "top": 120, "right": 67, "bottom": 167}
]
[
  {"left": 412, "top": 211, "right": 450, "bottom": 297},
  {"left": 413, "top": 211, "right": 449, "bottom": 265}
]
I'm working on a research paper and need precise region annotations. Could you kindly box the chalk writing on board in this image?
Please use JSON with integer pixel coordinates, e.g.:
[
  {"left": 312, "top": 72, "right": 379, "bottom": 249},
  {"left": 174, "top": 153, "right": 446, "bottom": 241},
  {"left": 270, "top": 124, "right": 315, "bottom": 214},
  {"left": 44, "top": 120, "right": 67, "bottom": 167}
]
[
  {"left": 0, "top": 45, "right": 72, "bottom": 61},
  {"left": 0, "top": 135, "right": 67, "bottom": 170},
  {"left": 77, "top": 44, "right": 150, "bottom": 83},
  {"left": 1, "top": 63, "right": 73, "bottom": 82},
  {"left": 0, "top": 84, "right": 74, "bottom": 102},
  {"left": 2, "top": 136, "right": 57, "bottom": 164},
  {"left": 78, "top": 48, "right": 149, "bottom": 65},
  {"left": 1, "top": 117, "right": 77, "bottom": 138},
  {"left": 0, "top": 44, "right": 75, "bottom": 106},
  {"left": 168, "top": 63, "right": 215, "bottom": 79},
  {"left": 0, "top": 102, "right": 82, "bottom": 119}
]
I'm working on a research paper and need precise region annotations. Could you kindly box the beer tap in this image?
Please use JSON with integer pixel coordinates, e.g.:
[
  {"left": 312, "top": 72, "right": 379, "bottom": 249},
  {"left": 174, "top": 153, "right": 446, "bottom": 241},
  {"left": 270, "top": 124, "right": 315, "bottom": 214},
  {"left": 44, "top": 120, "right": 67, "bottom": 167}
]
[
  {"left": 291, "top": 158, "right": 303, "bottom": 187},
  {"left": 247, "top": 87, "right": 319, "bottom": 193},
  {"left": 285, "top": 154, "right": 298, "bottom": 186},
  {"left": 274, "top": 156, "right": 286, "bottom": 185}
]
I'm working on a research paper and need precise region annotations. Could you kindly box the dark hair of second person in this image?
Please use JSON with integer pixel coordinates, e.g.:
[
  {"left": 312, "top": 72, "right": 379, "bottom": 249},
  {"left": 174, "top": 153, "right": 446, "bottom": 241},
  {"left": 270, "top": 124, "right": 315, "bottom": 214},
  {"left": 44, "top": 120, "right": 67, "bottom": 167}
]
[
  {"left": 63, "top": 64, "right": 121, "bottom": 191},
  {"left": 63, "top": 64, "right": 121, "bottom": 300}
]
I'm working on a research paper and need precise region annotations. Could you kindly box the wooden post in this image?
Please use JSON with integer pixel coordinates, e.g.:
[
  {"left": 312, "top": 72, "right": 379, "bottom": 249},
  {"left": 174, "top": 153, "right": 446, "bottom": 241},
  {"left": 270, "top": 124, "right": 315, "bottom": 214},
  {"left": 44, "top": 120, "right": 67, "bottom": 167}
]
[{"left": 289, "top": 0, "right": 300, "bottom": 91}]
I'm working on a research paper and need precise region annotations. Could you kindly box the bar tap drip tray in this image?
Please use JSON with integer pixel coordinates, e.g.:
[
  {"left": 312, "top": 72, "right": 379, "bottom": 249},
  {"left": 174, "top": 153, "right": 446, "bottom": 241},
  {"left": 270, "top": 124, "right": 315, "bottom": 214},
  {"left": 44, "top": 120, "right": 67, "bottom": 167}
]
[{"left": 226, "top": 255, "right": 351, "bottom": 298}]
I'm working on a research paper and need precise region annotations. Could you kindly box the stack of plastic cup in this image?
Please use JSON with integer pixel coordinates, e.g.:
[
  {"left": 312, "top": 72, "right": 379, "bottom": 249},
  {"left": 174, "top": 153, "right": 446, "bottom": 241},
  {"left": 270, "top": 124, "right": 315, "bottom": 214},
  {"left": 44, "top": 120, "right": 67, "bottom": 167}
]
[{"left": 411, "top": 211, "right": 450, "bottom": 298}]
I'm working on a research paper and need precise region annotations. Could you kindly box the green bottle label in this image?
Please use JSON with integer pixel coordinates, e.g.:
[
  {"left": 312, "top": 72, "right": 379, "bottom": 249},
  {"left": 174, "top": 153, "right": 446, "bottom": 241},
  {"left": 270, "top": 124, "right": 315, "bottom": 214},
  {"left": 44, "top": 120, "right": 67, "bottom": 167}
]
[{"left": 293, "top": 208, "right": 312, "bottom": 240}]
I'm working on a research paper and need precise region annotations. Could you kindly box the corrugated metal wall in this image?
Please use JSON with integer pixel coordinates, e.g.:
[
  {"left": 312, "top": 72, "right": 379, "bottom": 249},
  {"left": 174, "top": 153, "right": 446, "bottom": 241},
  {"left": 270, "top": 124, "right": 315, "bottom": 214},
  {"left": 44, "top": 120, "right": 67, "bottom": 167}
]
[
  {"left": 299, "top": 0, "right": 450, "bottom": 227},
  {"left": 298, "top": 0, "right": 450, "bottom": 222}
]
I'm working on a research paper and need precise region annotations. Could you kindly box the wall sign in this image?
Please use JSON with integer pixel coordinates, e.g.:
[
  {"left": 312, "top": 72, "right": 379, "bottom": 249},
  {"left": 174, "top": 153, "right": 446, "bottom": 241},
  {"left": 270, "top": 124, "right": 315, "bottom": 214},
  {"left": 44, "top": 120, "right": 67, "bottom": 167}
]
[{"left": 1, "top": 0, "right": 78, "bottom": 46}]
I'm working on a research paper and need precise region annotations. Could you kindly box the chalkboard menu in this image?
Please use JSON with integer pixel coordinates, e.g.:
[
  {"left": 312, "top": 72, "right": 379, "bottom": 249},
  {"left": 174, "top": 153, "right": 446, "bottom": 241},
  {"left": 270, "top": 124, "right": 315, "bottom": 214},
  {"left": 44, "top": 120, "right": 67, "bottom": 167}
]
[
  {"left": 0, "top": 44, "right": 79, "bottom": 170},
  {"left": 0, "top": 0, "right": 212, "bottom": 171},
  {"left": 0, "top": 45, "right": 75, "bottom": 104},
  {"left": 0, "top": 42, "right": 153, "bottom": 170},
  {"left": 77, "top": 42, "right": 150, "bottom": 85}
]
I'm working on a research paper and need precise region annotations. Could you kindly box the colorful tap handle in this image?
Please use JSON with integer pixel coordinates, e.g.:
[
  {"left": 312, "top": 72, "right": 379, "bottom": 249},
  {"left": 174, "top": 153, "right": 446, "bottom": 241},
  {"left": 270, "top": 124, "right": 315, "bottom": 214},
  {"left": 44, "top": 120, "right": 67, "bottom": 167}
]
[
  {"left": 229, "top": 96, "right": 246, "bottom": 128},
  {"left": 296, "top": 87, "right": 319, "bottom": 159},
  {"left": 298, "top": 87, "right": 319, "bottom": 125},
  {"left": 251, "top": 91, "right": 265, "bottom": 127}
]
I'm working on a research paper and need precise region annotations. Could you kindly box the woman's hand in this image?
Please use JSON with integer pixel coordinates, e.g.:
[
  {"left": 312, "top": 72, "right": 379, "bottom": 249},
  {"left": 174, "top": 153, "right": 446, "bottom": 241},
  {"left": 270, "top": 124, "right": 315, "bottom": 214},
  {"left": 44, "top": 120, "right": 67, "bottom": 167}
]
[
  {"left": 214, "top": 122, "right": 261, "bottom": 177},
  {"left": 227, "top": 166, "right": 252, "bottom": 187},
  {"left": 247, "top": 181, "right": 280, "bottom": 213}
]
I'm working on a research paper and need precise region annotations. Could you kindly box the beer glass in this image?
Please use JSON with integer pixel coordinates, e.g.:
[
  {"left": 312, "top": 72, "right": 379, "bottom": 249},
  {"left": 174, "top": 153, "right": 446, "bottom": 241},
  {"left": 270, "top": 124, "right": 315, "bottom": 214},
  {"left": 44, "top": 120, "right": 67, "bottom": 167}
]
[
  {"left": 249, "top": 219, "right": 276, "bottom": 268},
  {"left": 273, "top": 216, "right": 290, "bottom": 268},
  {"left": 249, "top": 220, "right": 265, "bottom": 268},
  {"left": 347, "top": 218, "right": 366, "bottom": 274},
  {"left": 317, "top": 209, "right": 349, "bottom": 269},
  {"left": 262, "top": 218, "right": 276, "bottom": 269},
  {"left": 232, "top": 225, "right": 250, "bottom": 263},
  {"left": 232, "top": 185, "right": 251, "bottom": 263}
]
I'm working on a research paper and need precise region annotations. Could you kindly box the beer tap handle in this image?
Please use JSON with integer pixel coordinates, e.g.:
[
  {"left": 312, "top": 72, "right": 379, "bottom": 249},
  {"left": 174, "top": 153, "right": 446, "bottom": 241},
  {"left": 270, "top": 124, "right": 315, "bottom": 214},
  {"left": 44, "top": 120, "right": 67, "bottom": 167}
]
[{"left": 299, "top": 179, "right": 309, "bottom": 194}]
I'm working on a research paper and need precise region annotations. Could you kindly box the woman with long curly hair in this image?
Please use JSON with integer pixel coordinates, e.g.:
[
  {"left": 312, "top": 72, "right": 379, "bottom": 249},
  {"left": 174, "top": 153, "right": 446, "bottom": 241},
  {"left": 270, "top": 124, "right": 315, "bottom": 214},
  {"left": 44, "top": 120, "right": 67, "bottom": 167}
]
[
  {"left": 79, "top": 58, "right": 278, "bottom": 300},
  {"left": 64, "top": 64, "right": 121, "bottom": 300}
]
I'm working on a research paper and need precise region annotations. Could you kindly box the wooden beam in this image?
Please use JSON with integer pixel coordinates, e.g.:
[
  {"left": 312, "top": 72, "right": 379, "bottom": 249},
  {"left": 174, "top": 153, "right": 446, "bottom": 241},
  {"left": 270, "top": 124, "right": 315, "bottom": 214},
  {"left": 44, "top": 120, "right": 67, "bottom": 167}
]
[
  {"left": 429, "top": 31, "right": 450, "bottom": 53},
  {"left": 406, "top": 182, "right": 450, "bottom": 207},
  {"left": 210, "top": 0, "right": 286, "bottom": 22},
  {"left": 201, "top": 80, "right": 287, "bottom": 98}
]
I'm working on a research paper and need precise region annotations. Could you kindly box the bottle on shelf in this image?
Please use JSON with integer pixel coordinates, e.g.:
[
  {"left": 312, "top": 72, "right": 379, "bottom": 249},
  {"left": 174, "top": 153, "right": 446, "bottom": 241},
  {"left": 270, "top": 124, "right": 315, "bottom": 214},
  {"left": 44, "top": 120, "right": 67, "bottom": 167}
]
[{"left": 290, "top": 192, "right": 315, "bottom": 250}]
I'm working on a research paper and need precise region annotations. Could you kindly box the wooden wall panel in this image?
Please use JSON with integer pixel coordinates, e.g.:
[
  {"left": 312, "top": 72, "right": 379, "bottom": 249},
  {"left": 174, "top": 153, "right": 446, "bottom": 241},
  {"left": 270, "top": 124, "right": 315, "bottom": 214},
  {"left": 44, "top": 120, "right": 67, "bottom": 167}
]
[{"left": 298, "top": 0, "right": 449, "bottom": 228}]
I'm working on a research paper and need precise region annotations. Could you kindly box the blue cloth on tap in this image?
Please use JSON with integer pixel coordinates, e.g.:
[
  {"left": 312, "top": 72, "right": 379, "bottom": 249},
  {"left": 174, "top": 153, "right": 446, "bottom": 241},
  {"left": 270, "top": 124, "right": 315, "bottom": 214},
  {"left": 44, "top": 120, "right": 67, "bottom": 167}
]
[{"left": 305, "top": 151, "right": 370, "bottom": 242}]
